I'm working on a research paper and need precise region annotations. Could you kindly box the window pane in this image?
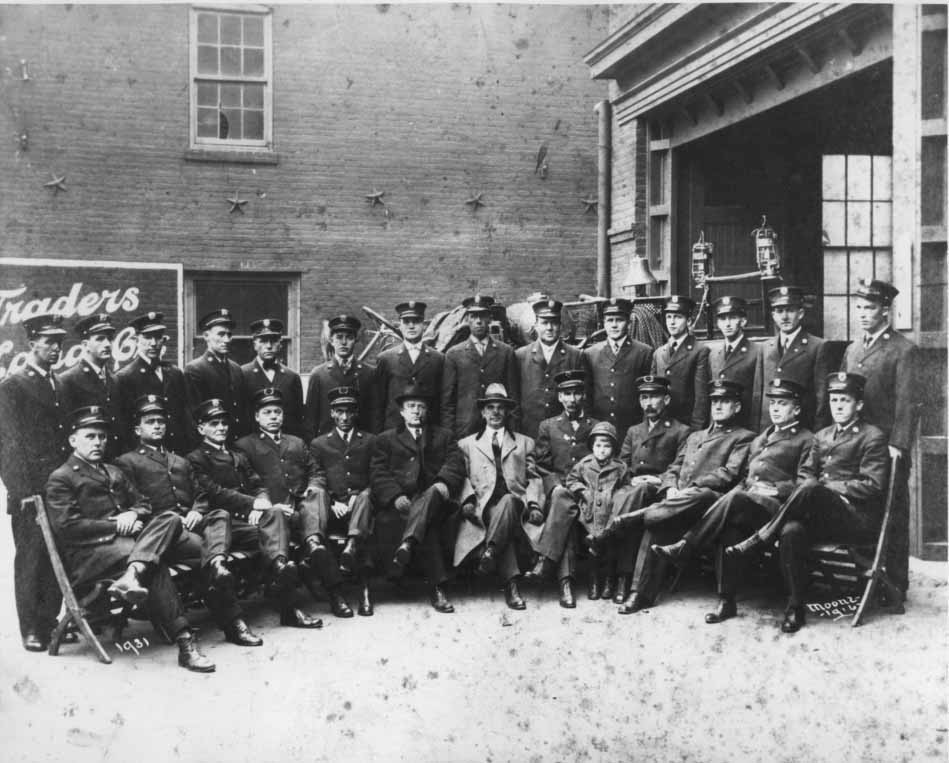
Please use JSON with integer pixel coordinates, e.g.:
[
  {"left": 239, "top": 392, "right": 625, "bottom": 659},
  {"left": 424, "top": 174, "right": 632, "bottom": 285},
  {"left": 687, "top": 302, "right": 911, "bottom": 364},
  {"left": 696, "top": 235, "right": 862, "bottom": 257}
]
[
  {"left": 197, "top": 108, "right": 219, "bottom": 137},
  {"left": 872, "top": 156, "right": 892, "bottom": 201},
  {"left": 244, "top": 16, "right": 264, "bottom": 46},
  {"left": 872, "top": 201, "right": 892, "bottom": 246},
  {"left": 244, "top": 48, "right": 264, "bottom": 76},
  {"left": 221, "top": 108, "right": 241, "bottom": 140},
  {"left": 921, "top": 243, "right": 948, "bottom": 333},
  {"left": 244, "top": 110, "right": 264, "bottom": 140},
  {"left": 822, "top": 201, "right": 846, "bottom": 246},
  {"left": 922, "top": 137, "right": 947, "bottom": 227},
  {"left": 847, "top": 202, "right": 872, "bottom": 246},
  {"left": 649, "top": 216, "right": 667, "bottom": 270},
  {"left": 221, "top": 46, "right": 241, "bottom": 76},
  {"left": 221, "top": 84, "right": 242, "bottom": 107},
  {"left": 873, "top": 249, "right": 893, "bottom": 283},
  {"left": 823, "top": 249, "right": 848, "bottom": 292},
  {"left": 822, "top": 296, "right": 850, "bottom": 341},
  {"left": 849, "top": 249, "right": 875, "bottom": 282},
  {"left": 846, "top": 155, "right": 872, "bottom": 200},
  {"left": 822, "top": 155, "right": 846, "bottom": 200},
  {"left": 244, "top": 84, "right": 263, "bottom": 109},
  {"left": 922, "top": 29, "right": 947, "bottom": 120},
  {"left": 197, "top": 13, "right": 218, "bottom": 44},
  {"left": 220, "top": 15, "right": 242, "bottom": 45},
  {"left": 197, "top": 45, "right": 219, "bottom": 75},
  {"left": 197, "top": 83, "right": 217, "bottom": 107},
  {"left": 650, "top": 151, "right": 667, "bottom": 205}
]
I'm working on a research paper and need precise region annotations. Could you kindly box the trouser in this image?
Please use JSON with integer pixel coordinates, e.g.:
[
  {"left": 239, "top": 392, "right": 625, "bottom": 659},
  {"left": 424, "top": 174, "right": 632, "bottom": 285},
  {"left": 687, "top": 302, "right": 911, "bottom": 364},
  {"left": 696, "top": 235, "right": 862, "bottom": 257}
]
[
  {"left": 10, "top": 496, "right": 62, "bottom": 638},
  {"left": 382, "top": 485, "right": 454, "bottom": 584},
  {"left": 756, "top": 482, "right": 878, "bottom": 606},
  {"left": 888, "top": 455, "right": 911, "bottom": 593},
  {"left": 225, "top": 509, "right": 291, "bottom": 563},
  {"left": 534, "top": 486, "right": 578, "bottom": 579},
  {"left": 482, "top": 494, "right": 523, "bottom": 582},
  {"left": 581, "top": 484, "right": 647, "bottom": 578}
]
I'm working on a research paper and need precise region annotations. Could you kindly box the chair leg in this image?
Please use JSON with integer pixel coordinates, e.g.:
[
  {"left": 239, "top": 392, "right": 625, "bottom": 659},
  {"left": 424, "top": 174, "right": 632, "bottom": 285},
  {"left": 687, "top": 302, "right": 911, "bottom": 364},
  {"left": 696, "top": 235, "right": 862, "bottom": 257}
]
[
  {"left": 47, "top": 613, "right": 74, "bottom": 657},
  {"left": 851, "top": 575, "right": 878, "bottom": 628}
]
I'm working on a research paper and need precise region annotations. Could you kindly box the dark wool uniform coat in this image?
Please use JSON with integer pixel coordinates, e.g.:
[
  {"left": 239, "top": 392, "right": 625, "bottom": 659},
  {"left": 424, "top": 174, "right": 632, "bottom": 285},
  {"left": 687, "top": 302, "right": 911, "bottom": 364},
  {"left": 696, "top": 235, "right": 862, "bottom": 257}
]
[
  {"left": 241, "top": 360, "right": 307, "bottom": 441},
  {"left": 115, "top": 445, "right": 208, "bottom": 514},
  {"left": 659, "top": 424, "right": 756, "bottom": 494},
  {"left": 650, "top": 335, "right": 710, "bottom": 430},
  {"left": 374, "top": 344, "right": 446, "bottom": 431},
  {"left": 233, "top": 431, "right": 320, "bottom": 504},
  {"left": 304, "top": 358, "right": 377, "bottom": 437},
  {"left": 618, "top": 416, "right": 691, "bottom": 477},
  {"left": 310, "top": 429, "right": 375, "bottom": 499},
  {"left": 841, "top": 329, "right": 918, "bottom": 451},
  {"left": 441, "top": 337, "right": 519, "bottom": 440},
  {"left": 184, "top": 352, "right": 248, "bottom": 438},
  {"left": 187, "top": 443, "right": 269, "bottom": 519},
  {"left": 369, "top": 424, "right": 466, "bottom": 509},
  {"left": 45, "top": 454, "right": 151, "bottom": 584},
  {"left": 803, "top": 419, "right": 889, "bottom": 509},
  {"left": 734, "top": 423, "right": 813, "bottom": 513},
  {"left": 584, "top": 337, "right": 653, "bottom": 443},
  {"left": 514, "top": 339, "right": 589, "bottom": 439},
  {"left": 708, "top": 335, "right": 763, "bottom": 432},
  {"left": 533, "top": 411, "right": 599, "bottom": 497},
  {"left": 59, "top": 358, "right": 123, "bottom": 454},
  {"left": 116, "top": 356, "right": 192, "bottom": 454},
  {"left": 756, "top": 331, "right": 830, "bottom": 433}
]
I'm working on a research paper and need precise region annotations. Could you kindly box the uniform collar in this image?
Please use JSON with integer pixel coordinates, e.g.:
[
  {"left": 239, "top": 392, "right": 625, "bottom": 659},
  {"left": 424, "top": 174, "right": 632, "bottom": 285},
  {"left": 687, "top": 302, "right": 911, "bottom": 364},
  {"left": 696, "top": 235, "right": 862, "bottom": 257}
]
[
  {"left": 25, "top": 361, "right": 49, "bottom": 378},
  {"left": 779, "top": 326, "right": 803, "bottom": 347}
]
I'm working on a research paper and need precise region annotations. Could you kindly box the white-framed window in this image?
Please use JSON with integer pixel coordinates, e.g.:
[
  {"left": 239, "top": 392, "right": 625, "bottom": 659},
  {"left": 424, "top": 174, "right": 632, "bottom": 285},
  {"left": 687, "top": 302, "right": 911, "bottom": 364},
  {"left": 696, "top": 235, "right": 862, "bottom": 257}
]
[{"left": 189, "top": 5, "right": 272, "bottom": 150}]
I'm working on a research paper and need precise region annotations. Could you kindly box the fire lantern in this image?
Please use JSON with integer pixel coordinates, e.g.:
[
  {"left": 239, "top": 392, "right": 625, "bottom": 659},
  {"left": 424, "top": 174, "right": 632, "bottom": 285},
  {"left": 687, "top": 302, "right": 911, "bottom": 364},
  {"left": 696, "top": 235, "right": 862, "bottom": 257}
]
[
  {"left": 691, "top": 230, "right": 714, "bottom": 287},
  {"left": 752, "top": 215, "right": 781, "bottom": 279}
]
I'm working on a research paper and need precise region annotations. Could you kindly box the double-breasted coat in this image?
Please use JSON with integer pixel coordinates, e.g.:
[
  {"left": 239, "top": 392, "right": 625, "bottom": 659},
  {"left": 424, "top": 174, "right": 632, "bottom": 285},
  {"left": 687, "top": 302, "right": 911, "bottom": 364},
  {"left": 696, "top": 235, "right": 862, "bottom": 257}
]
[
  {"left": 659, "top": 424, "right": 756, "bottom": 495},
  {"left": 533, "top": 411, "right": 599, "bottom": 497},
  {"left": 734, "top": 423, "right": 814, "bottom": 513},
  {"left": 369, "top": 424, "right": 466, "bottom": 509},
  {"left": 310, "top": 429, "right": 375, "bottom": 499},
  {"left": 116, "top": 356, "right": 192, "bottom": 454},
  {"left": 618, "top": 416, "right": 692, "bottom": 477},
  {"left": 374, "top": 344, "right": 445, "bottom": 431},
  {"left": 514, "top": 339, "right": 589, "bottom": 439},
  {"left": 441, "top": 337, "right": 519, "bottom": 440},
  {"left": 304, "top": 358, "right": 377, "bottom": 437},
  {"left": 756, "top": 331, "right": 830, "bottom": 432},
  {"left": 115, "top": 445, "right": 208, "bottom": 514},
  {"left": 233, "top": 431, "right": 320, "bottom": 504},
  {"left": 184, "top": 352, "right": 248, "bottom": 438},
  {"left": 59, "top": 358, "right": 123, "bottom": 454},
  {"left": 584, "top": 337, "right": 653, "bottom": 443},
  {"left": 241, "top": 360, "right": 307, "bottom": 441},
  {"left": 454, "top": 429, "right": 543, "bottom": 564},
  {"left": 803, "top": 419, "right": 889, "bottom": 508},
  {"left": 564, "top": 455, "right": 631, "bottom": 532},
  {"left": 650, "top": 335, "right": 710, "bottom": 430},
  {"left": 708, "top": 335, "right": 763, "bottom": 432},
  {"left": 187, "top": 443, "right": 269, "bottom": 519}
]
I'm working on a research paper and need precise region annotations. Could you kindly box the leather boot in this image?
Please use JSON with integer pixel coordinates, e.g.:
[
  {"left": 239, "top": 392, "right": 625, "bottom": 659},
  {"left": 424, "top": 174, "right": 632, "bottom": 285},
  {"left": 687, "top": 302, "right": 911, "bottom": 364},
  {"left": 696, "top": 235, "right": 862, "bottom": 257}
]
[
  {"left": 223, "top": 617, "right": 263, "bottom": 646},
  {"left": 613, "top": 575, "right": 631, "bottom": 604},
  {"left": 271, "top": 556, "right": 299, "bottom": 593},
  {"left": 207, "top": 556, "right": 234, "bottom": 595},
  {"left": 525, "top": 555, "right": 556, "bottom": 581},
  {"left": 504, "top": 578, "right": 526, "bottom": 610},
  {"left": 279, "top": 606, "right": 323, "bottom": 628},
  {"left": 358, "top": 582, "right": 374, "bottom": 617},
  {"left": 329, "top": 587, "right": 354, "bottom": 618},
  {"left": 339, "top": 537, "right": 358, "bottom": 575},
  {"left": 601, "top": 576, "right": 617, "bottom": 602},
  {"left": 431, "top": 584, "right": 455, "bottom": 613},
  {"left": 618, "top": 592, "right": 653, "bottom": 615},
  {"left": 109, "top": 562, "right": 149, "bottom": 605},
  {"left": 477, "top": 544, "right": 498, "bottom": 576},
  {"left": 392, "top": 539, "right": 415, "bottom": 574},
  {"left": 176, "top": 630, "right": 215, "bottom": 673},
  {"left": 781, "top": 605, "right": 806, "bottom": 633},
  {"left": 725, "top": 534, "right": 764, "bottom": 557},
  {"left": 587, "top": 572, "right": 602, "bottom": 600},
  {"left": 704, "top": 595, "right": 737, "bottom": 624},
  {"left": 651, "top": 539, "right": 692, "bottom": 568},
  {"left": 559, "top": 577, "right": 576, "bottom": 609}
]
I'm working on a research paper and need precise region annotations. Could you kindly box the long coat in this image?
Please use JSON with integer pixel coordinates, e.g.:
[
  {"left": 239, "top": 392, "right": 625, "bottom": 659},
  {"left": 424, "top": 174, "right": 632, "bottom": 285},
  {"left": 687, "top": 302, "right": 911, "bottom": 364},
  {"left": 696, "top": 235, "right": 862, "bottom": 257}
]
[
  {"left": 187, "top": 443, "right": 268, "bottom": 519},
  {"left": 735, "top": 423, "right": 813, "bottom": 513},
  {"left": 756, "top": 331, "right": 830, "bottom": 432},
  {"left": 374, "top": 344, "right": 445, "bottom": 431},
  {"left": 184, "top": 352, "right": 248, "bottom": 438},
  {"left": 534, "top": 411, "right": 599, "bottom": 496},
  {"left": 369, "top": 424, "right": 465, "bottom": 509},
  {"left": 651, "top": 335, "right": 710, "bottom": 430},
  {"left": 241, "top": 360, "right": 307, "bottom": 441},
  {"left": 803, "top": 419, "right": 889, "bottom": 507},
  {"left": 115, "top": 445, "right": 208, "bottom": 515},
  {"left": 564, "top": 455, "right": 631, "bottom": 531},
  {"left": 659, "top": 423, "right": 756, "bottom": 493},
  {"left": 309, "top": 428, "right": 375, "bottom": 499},
  {"left": 584, "top": 337, "right": 653, "bottom": 443},
  {"left": 454, "top": 429, "right": 542, "bottom": 564},
  {"left": 0, "top": 365, "right": 70, "bottom": 508},
  {"left": 59, "top": 358, "right": 123, "bottom": 454},
  {"left": 304, "top": 359, "right": 377, "bottom": 437},
  {"left": 708, "top": 335, "right": 763, "bottom": 432},
  {"left": 514, "top": 339, "right": 589, "bottom": 439},
  {"left": 841, "top": 330, "right": 918, "bottom": 451},
  {"left": 233, "top": 431, "right": 320, "bottom": 504},
  {"left": 618, "top": 416, "right": 691, "bottom": 477},
  {"left": 441, "top": 338, "right": 519, "bottom": 440},
  {"left": 116, "top": 356, "right": 192, "bottom": 454}
]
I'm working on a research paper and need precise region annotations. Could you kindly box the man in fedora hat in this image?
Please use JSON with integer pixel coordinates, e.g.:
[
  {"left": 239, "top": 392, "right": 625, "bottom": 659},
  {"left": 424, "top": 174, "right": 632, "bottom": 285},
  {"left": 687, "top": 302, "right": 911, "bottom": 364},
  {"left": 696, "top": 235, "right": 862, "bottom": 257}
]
[
  {"left": 726, "top": 372, "right": 889, "bottom": 632},
  {"left": 305, "top": 314, "right": 377, "bottom": 438},
  {"left": 455, "top": 383, "right": 541, "bottom": 610},
  {"left": 370, "top": 384, "right": 465, "bottom": 613},
  {"left": 756, "top": 286, "right": 830, "bottom": 432},
  {"left": 116, "top": 311, "right": 192, "bottom": 454},
  {"left": 441, "top": 295, "right": 518, "bottom": 440},
  {"left": 0, "top": 314, "right": 70, "bottom": 651},
  {"left": 241, "top": 318, "right": 307, "bottom": 441},
  {"left": 515, "top": 297, "right": 589, "bottom": 439},
  {"left": 708, "top": 295, "right": 762, "bottom": 432},
  {"left": 184, "top": 309, "right": 248, "bottom": 439},
  {"left": 46, "top": 406, "right": 215, "bottom": 671},
  {"left": 650, "top": 295, "right": 710, "bottom": 430},
  {"left": 375, "top": 302, "right": 445, "bottom": 431},
  {"left": 651, "top": 378, "right": 813, "bottom": 625}
]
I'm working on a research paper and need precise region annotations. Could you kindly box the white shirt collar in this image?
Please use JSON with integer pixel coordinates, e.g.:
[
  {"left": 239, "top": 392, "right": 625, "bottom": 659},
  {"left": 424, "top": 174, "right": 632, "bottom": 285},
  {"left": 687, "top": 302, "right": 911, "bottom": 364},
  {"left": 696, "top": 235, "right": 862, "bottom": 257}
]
[
  {"left": 540, "top": 339, "right": 559, "bottom": 361},
  {"left": 780, "top": 326, "right": 802, "bottom": 347},
  {"left": 865, "top": 324, "right": 888, "bottom": 347},
  {"left": 483, "top": 426, "right": 507, "bottom": 442},
  {"left": 336, "top": 428, "right": 353, "bottom": 441}
]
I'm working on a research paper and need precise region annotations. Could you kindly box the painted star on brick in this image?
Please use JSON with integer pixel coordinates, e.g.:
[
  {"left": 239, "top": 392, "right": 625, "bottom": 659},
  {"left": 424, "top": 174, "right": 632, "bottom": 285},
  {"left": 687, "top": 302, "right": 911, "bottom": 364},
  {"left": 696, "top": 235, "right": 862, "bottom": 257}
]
[
  {"left": 465, "top": 192, "right": 485, "bottom": 211},
  {"left": 43, "top": 173, "right": 67, "bottom": 193},
  {"left": 227, "top": 191, "right": 248, "bottom": 214},
  {"left": 365, "top": 188, "right": 386, "bottom": 207},
  {"left": 581, "top": 195, "right": 598, "bottom": 214}
]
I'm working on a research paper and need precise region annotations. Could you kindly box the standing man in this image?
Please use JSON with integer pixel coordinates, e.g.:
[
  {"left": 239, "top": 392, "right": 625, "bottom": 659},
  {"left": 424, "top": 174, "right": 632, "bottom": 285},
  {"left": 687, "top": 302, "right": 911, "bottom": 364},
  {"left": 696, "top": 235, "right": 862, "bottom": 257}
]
[
  {"left": 305, "top": 314, "right": 376, "bottom": 437},
  {"left": 370, "top": 385, "right": 466, "bottom": 613},
  {"left": 116, "top": 311, "right": 192, "bottom": 454},
  {"left": 441, "top": 295, "right": 519, "bottom": 440},
  {"left": 375, "top": 302, "right": 445, "bottom": 431},
  {"left": 184, "top": 309, "right": 247, "bottom": 439},
  {"left": 584, "top": 297, "right": 653, "bottom": 443},
  {"left": 59, "top": 313, "right": 122, "bottom": 456},
  {"left": 0, "top": 314, "right": 70, "bottom": 651},
  {"left": 841, "top": 279, "right": 918, "bottom": 596},
  {"left": 455, "top": 384, "right": 542, "bottom": 611},
  {"left": 241, "top": 318, "right": 306, "bottom": 440},
  {"left": 708, "top": 296, "right": 762, "bottom": 432},
  {"left": 651, "top": 295, "right": 710, "bottom": 430},
  {"left": 515, "top": 298, "right": 588, "bottom": 439},
  {"left": 756, "top": 285, "right": 830, "bottom": 432}
]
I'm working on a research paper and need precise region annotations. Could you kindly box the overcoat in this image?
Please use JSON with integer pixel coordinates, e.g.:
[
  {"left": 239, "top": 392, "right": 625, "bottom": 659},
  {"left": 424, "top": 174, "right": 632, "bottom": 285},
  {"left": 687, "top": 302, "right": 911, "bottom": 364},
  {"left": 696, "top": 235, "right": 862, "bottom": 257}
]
[
  {"left": 583, "top": 338, "right": 653, "bottom": 442},
  {"left": 115, "top": 445, "right": 208, "bottom": 514},
  {"left": 184, "top": 352, "right": 248, "bottom": 437},
  {"left": 618, "top": 416, "right": 691, "bottom": 477},
  {"left": 116, "top": 356, "right": 192, "bottom": 453},
  {"left": 659, "top": 424, "right": 756, "bottom": 494},
  {"left": 369, "top": 424, "right": 465, "bottom": 509},
  {"left": 187, "top": 443, "right": 268, "bottom": 519},
  {"left": 708, "top": 335, "right": 763, "bottom": 432},
  {"left": 374, "top": 344, "right": 445, "bottom": 431},
  {"left": 241, "top": 360, "right": 307, "bottom": 440},
  {"left": 756, "top": 331, "right": 830, "bottom": 432},
  {"left": 650, "top": 335, "right": 710, "bottom": 430},
  {"left": 234, "top": 431, "right": 320, "bottom": 504},
  {"left": 564, "top": 454, "right": 631, "bottom": 531},
  {"left": 310, "top": 429, "right": 375, "bottom": 499},
  {"left": 441, "top": 338, "right": 518, "bottom": 440},
  {"left": 304, "top": 358, "right": 377, "bottom": 437},
  {"left": 803, "top": 419, "right": 889, "bottom": 508},
  {"left": 514, "top": 340, "right": 588, "bottom": 439}
]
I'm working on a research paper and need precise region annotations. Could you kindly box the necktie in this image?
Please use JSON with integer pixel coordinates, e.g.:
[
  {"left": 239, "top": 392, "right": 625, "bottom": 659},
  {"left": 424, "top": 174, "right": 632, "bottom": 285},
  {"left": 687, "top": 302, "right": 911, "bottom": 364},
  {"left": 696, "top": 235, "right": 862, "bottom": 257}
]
[
  {"left": 724, "top": 344, "right": 733, "bottom": 359},
  {"left": 475, "top": 341, "right": 485, "bottom": 357},
  {"left": 863, "top": 334, "right": 871, "bottom": 349},
  {"left": 669, "top": 339, "right": 678, "bottom": 356},
  {"left": 777, "top": 339, "right": 785, "bottom": 359},
  {"left": 490, "top": 431, "right": 508, "bottom": 502},
  {"left": 49, "top": 372, "right": 57, "bottom": 394}
]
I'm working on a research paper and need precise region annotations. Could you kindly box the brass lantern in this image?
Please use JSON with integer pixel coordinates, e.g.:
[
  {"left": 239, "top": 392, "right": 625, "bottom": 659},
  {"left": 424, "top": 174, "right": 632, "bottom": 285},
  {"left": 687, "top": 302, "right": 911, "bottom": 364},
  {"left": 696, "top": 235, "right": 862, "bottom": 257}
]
[
  {"left": 691, "top": 230, "right": 714, "bottom": 287},
  {"left": 752, "top": 215, "right": 781, "bottom": 279}
]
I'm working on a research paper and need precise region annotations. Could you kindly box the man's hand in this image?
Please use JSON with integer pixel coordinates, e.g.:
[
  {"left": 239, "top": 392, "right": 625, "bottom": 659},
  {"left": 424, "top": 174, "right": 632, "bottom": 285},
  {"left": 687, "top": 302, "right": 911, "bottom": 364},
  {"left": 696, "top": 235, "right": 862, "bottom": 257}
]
[
  {"left": 271, "top": 502, "right": 294, "bottom": 517},
  {"left": 461, "top": 500, "right": 478, "bottom": 521},
  {"left": 748, "top": 482, "right": 778, "bottom": 497},
  {"left": 433, "top": 482, "right": 449, "bottom": 500},
  {"left": 114, "top": 511, "right": 140, "bottom": 536},
  {"left": 631, "top": 475, "right": 661, "bottom": 486},
  {"left": 331, "top": 500, "right": 350, "bottom": 519},
  {"left": 252, "top": 497, "right": 272, "bottom": 511},
  {"left": 665, "top": 487, "right": 681, "bottom": 500},
  {"left": 527, "top": 508, "right": 545, "bottom": 526},
  {"left": 183, "top": 510, "right": 203, "bottom": 531},
  {"left": 394, "top": 496, "right": 411, "bottom": 513},
  {"left": 247, "top": 509, "right": 263, "bottom": 526}
]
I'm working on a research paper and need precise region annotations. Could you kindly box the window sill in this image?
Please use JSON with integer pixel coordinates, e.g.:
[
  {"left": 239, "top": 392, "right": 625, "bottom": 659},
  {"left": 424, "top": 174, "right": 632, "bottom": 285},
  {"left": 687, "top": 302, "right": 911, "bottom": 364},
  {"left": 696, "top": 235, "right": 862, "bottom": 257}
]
[{"left": 183, "top": 148, "right": 280, "bottom": 165}]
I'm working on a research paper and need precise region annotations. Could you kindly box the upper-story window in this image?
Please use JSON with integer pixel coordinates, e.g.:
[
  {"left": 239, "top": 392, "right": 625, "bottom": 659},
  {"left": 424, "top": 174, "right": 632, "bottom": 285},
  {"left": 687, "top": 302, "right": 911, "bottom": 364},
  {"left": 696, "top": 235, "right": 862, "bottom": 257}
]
[{"left": 190, "top": 6, "right": 272, "bottom": 150}]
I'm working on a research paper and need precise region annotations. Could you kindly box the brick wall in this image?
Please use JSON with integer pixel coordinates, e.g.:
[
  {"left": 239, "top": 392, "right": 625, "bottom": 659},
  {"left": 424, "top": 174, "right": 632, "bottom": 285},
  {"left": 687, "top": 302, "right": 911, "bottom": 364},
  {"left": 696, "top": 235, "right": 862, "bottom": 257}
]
[{"left": 0, "top": 4, "right": 609, "bottom": 368}]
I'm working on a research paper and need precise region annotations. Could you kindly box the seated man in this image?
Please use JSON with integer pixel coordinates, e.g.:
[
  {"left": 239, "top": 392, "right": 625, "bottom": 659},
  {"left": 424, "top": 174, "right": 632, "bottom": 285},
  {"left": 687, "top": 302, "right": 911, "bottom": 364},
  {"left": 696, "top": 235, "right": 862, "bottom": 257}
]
[
  {"left": 455, "top": 384, "right": 542, "bottom": 611},
  {"left": 235, "top": 387, "right": 353, "bottom": 619},
  {"left": 726, "top": 372, "right": 889, "bottom": 633},
  {"left": 524, "top": 369, "right": 599, "bottom": 608},
  {"left": 115, "top": 394, "right": 262, "bottom": 647},
  {"left": 45, "top": 406, "right": 214, "bottom": 672},
  {"left": 651, "top": 378, "right": 813, "bottom": 624},
  {"left": 594, "top": 380, "right": 755, "bottom": 614},
  {"left": 188, "top": 398, "right": 321, "bottom": 629},
  {"left": 369, "top": 385, "right": 465, "bottom": 613},
  {"left": 309, "top": 386, "right": 376, "bottom": 616}
]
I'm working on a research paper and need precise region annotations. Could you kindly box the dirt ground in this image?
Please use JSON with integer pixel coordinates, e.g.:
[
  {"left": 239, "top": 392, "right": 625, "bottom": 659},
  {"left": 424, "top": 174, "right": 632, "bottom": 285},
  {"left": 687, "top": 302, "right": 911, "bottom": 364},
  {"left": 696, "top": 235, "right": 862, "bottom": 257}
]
[{"left": 0, "top": 521, "right": 946, "bottom": 763}]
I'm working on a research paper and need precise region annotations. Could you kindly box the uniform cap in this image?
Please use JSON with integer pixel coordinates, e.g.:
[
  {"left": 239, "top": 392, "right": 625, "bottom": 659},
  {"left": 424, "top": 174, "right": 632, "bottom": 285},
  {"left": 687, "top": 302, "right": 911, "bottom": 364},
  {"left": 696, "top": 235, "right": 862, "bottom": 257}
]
[
  {"left": 195, "top": 398, "right": 229, "bottom": 423},
  {"left": 765, "top": 378, "right": 805, "bottom": 400},
  {"left": 328, "top": 315, "right": 362, "bottom": 334},
  {"left": 462, "top": 295, "right": 495, "bottom": 313},
  {"left": 128, "top": 311, "right": 166, "bottom": 335},
  {"left": 554, "top": 369, "right": 586, "bottom": 391},
  {"left": 328, "top": 386, "right": 359, "bottom": 407},
  {"left": 532, "top": 298, "right": 563, "bottom": 319},
  {"left": 601, "top": 297, "right": 632, "bottom": 318},
  {"left": 252, "top": 387, "right": 284, "bottom": 410},
  {"left": 708, "top": 379, "right": 744, "bottom": 399},
  {"left": 663, "top": 295, "right": 695, "bottom": 315},
  {"left": 134, "top": 394, "right": 168, "bottom": 418},
  {"left": 768, "top": 285, "right": 805, "bottom": 308},
  {"left": 713, "top": 296, "right": 748, "bottom": 316},
  {"left": 854, "top": 279, "right": 899, "bottom": 306},
  {"left": 22, "top": 313, "right": 67, "bottom": 340},
  {"left": 70, "top": 405, "right": 110, "bottom": 431},
  {"left": 74, "top": 313, "right": 116, "bottom": 338},
  {"left": 395, "top": 301, "right": 427, "bottom": 320},
  {"left": 826, "top": 371, "right": 866, "bottom": 398},
  {"left": 250, "top": 318, "right": 284, "bottom": 338},
  {"left": 199, "top": 309, "right": 235, "bottom": 332},
  {"left": 636, "top": 375, "right": 671, "bottom": 394}
]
